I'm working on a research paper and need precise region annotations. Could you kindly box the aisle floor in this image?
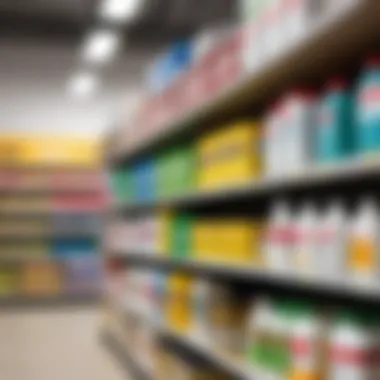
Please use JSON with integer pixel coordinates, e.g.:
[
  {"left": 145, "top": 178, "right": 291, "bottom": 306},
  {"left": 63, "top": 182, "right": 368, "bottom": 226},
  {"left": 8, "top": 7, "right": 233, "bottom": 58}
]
[{"left": 0, "top": 307, "right": 127, "bottom": 380}]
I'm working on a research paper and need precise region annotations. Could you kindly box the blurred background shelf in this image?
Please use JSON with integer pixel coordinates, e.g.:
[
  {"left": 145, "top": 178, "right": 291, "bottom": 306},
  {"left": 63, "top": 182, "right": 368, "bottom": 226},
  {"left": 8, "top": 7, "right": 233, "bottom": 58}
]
[{"left": 0, "top": 293, "right": 100, "bottom": 309}]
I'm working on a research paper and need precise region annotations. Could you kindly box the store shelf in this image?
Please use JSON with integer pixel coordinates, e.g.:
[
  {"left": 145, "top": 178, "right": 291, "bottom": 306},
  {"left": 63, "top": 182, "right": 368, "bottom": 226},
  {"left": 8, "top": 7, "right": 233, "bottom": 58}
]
[
  {"left": 160, "top": 328, "right": 259, "bottom": 380},
  {"left": 0, "top": 293, "right": 100, "bottom": 309},
  {"left": 0, "top": 231, "right": 99, "bottom": 240},
  {"left": 111, "top": 253, "right": 380, "bottom": 306},
  {"left": 110, "top": 1, "right": 380, "bottom": 164},
  {"left": 100, "top": 329, "right": 154, "bottom": 380},
  {"left": 117, "top": 158, "right": 380, "bottom": 212},
  {"left": 0, "top": 187, "right": 104, "bottom": 195}
]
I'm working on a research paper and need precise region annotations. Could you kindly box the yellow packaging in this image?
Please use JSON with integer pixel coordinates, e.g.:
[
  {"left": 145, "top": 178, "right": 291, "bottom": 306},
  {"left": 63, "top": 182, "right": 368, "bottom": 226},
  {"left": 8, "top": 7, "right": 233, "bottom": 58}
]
[
  {"left": 166, "top": 274, "right": 193, "bottom": 333},
  {"left": 193, "top": 219, "right": 263, "bottom": 266},
  {"left": 198, "top": 122, "right": 262, "bottom": 190},
  {"left": 158, "top": 210, "right": 173, "bottom": 255}
]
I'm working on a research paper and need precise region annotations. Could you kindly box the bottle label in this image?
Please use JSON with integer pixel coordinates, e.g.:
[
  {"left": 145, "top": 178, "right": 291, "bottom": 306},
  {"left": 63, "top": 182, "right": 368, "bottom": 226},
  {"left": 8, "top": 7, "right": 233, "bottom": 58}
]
[{"left": 349, "top": 237, "right": 376, "bottom": 273}]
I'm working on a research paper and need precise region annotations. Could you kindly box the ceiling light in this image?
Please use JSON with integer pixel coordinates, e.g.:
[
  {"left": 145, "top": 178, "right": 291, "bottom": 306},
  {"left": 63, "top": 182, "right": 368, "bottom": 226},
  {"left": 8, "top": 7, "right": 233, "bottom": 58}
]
[
  {"left": 67, "top": 72, "right": 99, "bottom": 99},
  {"left": 82, "top": 30, "right": 120, "bottom": 65},
  {"left": 99, "top": 0, "right": 142, "bottom": 23}
]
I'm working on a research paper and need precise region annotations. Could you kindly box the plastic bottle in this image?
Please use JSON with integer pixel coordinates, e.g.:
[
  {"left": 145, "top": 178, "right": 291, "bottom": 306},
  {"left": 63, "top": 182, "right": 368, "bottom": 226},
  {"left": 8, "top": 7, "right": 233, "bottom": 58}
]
[
  {"left": 284, "top": 89, "right": 318, "bottom": 175},
  {"left": 265, "top": 201, "right": 295, "bottom": 273},
  {"left": 357, "top": 55, "right": 380, "bottom": 156},
  {"left": 290, "top": 302, "right": 326, "bottom": 380},
  {"left": 316, "top": 78, "right": 354, "bottom": 163},
  {"left": 349, "top": 197, "right": 380, "bottom": 285},
  {"left": 316, "top": 201, "right": 348, "bottom": 280},
  {"left": 293, "top": 203, "right": 319, "bottom": 277},
  {"left": 329, "top": 310, "right": 379, "bottom": 380}
]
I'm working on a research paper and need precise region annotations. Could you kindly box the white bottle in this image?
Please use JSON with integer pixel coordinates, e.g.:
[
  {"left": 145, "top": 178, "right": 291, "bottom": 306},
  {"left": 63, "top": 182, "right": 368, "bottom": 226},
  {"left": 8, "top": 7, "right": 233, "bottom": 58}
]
[
  {"left": 349, "top": 197, "right": 380, "bottom": 286},
  {"left": 316, "top": 201, "right": 348, "bottom": 281},
  {"left": 329, "top": 311, "right": 379, "bottom": 380},
  {"left": 192, "top": 279, "right": 210, "bottom": 345},
  {"left": 266, "top": 200, "right": 295, "bottom": 273},
  {"left": 284, "top": 89, "right": 317, "bottom": 176},
  {"left": 293, "top": 203, "right": 319, "bottom": 277}
]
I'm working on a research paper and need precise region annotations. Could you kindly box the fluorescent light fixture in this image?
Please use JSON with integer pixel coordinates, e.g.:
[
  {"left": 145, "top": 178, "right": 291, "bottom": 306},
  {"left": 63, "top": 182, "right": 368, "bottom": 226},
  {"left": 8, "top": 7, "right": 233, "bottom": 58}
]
[
  {"left": 67, "top": 72, "right": 99, "bottom": 99},
  {"left": 82, "top": 29, "right": 120, "bottom": 65},
  {"left": 99, "top": 0, "right": 142, "bottom": 23}
]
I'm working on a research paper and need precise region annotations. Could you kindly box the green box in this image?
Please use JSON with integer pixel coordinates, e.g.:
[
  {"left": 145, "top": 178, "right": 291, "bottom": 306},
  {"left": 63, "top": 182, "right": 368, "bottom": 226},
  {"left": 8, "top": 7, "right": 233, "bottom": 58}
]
[
  {"left": 170, "top": 214, "right": 193, "bottom": 260},
  {"left": 157, "top": 144, "right": 196, "bottom": 198}
]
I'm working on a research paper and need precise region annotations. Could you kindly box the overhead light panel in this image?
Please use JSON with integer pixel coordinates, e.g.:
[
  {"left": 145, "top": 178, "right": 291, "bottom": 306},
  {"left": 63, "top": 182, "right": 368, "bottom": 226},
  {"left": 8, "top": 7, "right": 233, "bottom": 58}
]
[
  {"left": 67, "top": 72, "right": 99, "bottom": 99},
  {"left": 99, "top": 0, "right": 142, "bottom": 23},
  {"left": 82, "top": 29, "right": 120, "bottom": 65}
]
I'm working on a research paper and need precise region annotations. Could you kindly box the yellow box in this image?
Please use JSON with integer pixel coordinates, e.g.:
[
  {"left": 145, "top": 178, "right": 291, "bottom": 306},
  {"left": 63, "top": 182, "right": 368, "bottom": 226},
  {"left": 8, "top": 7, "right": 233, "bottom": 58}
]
[
  {"left": 198, "top": 122, "right": 262, "bottom": 190},
  {"left": 166, "top": 274, "right": 193, "bottom": 333}
]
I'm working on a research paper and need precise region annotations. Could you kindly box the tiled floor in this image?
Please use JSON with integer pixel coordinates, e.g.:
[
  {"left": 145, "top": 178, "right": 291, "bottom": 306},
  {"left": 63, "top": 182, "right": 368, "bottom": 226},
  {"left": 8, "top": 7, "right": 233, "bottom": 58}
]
[{"left": 0, "top": 307, "right": 127, "bottom": 380}]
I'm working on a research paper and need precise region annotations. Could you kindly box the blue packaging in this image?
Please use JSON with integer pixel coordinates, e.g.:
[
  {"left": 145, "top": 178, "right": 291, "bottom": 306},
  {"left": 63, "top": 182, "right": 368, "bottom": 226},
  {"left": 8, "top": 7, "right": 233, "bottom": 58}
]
[
  {"left": 316, "top": 78, "right": 354, "bottom": 162},
  {"left": 52, "top": 239, "right": 97, "bottom": 259},
  {"left": 357, "top": 55, "right": 380, "bottom": 155},
  {"left": 132, "top": 160, "right": 156, "bottom": 202},
  {"left": 148, "top": 39, "right": 194, "bottom": 94}
]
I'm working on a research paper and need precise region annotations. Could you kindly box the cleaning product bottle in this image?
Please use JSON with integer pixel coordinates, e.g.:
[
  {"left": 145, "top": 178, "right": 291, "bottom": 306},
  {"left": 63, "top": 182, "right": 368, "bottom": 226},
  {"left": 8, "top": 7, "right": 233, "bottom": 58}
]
[
  {"left": 329, "top": 309, "right": 379, "bottom": 380},
  {"left": 293, "top": 203, "right": 319, "bottom": 278},
  {"left": 349, "top": 197, "right": 380, "bottom": 286},
  {"left": 265, "top": 201, "right": 295, "bottom": 273},
  {"left": 357, "top": 55, "right": 380, "bottom": 156},
  {"left": 316, "top": 200, "right": 348, "bottom": 280},
  {"left": 290, "top": 301, "right": 326, "bottom": 380},
  {"left": 316, "top": 77, "right": 354, "bottom": 163}
]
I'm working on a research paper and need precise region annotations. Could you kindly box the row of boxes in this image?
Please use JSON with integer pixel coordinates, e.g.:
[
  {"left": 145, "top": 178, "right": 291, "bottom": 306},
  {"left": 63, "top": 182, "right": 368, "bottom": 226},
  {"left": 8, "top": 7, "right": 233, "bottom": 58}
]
[
  {"left": 0, "top": 194, "right": 107, "bottom": 213},
  {"left": 108, "top": 214, "right": 263, "bottom": 267},
  {"left": 0, "top": 257, "right": 101, "bottom": 296},
  {"left": 0, "top": 170, "right": 105, "bottom": 190},
  {"left": 111, "top": 121, "right": 261, "bottom": 203},
  {"left": 0, "top": 239, "right": 98, "bottom": 259}
]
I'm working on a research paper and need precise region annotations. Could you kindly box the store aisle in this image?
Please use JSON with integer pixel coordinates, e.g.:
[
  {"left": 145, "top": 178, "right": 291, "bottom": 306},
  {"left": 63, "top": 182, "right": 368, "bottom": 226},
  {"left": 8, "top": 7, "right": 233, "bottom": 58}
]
[{"left": 0, "top": 307, "right": 127, "bottom": 380}]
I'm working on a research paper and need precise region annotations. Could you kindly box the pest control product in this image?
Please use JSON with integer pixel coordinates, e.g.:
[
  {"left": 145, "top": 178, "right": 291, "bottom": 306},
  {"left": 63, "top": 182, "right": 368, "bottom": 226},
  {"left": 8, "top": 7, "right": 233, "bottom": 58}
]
[
  {"left": 357, "top": 55, "right": 380, "bottom": 156},
  {"left": 294, "top": 203, "right": 319, "bottom": 277},
  {"left": 316, "top": 78, "right": 354, "bottom": 163},
  {"left": 316, "top": 201, "right": 348, "bottom": 280},
  {"left": 265, "top": 201, "right": 295, "bottom": 273},
  {"left": 349, "top": 197, "right": 380, "bottom": 285}
]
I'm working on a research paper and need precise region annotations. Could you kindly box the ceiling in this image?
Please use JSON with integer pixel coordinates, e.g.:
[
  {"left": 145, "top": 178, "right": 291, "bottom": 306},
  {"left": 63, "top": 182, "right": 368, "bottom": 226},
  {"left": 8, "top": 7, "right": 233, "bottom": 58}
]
[
  {"left": 0, "top": 0, "right": 236, "bottom": 47},
  {"left": 0, "top": 0, "right": 236, "bottom": 139}
]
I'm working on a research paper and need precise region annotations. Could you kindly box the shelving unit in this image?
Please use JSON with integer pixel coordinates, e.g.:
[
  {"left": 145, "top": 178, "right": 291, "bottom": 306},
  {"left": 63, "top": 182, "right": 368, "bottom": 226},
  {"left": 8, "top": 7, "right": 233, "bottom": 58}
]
[
  {"left": 105, "top": 1, "right": 380, "bottom": 379},
  {"left": 0, "top": 137, "right": 106, "bottom": 305}
]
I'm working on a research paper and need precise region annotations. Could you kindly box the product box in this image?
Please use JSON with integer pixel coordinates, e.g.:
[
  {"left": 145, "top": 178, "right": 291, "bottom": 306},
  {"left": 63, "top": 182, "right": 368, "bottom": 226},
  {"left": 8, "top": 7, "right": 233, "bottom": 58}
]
[
  {"left": 110, "top": 169, "right": 133, "bottom": 203},
  {"left": 198, "top": 122, "right": 261, "bottom": 190},
  {"left": 170, "top": 214, "right": 193, "bottom": 260},
  {"left": 21, "top": 262, "right": 62, "bottom": 296},
  {"left": 156, "top": 145, "right": 196, "bottom": 198},
  {"left": 132, "top": 160, "right": 156, "bottom": 202},
  {"left": 51, "top": 239, "right": 97, "bottom": 259},
  {"left": 64, "top": 257, "right": 101, "bottom": 294},
  {"left": 0, "top": 267, "right": 20, "bottom": 295},
  {"left": 166, "top": 274, "right": 193, "bottom": 333}
]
